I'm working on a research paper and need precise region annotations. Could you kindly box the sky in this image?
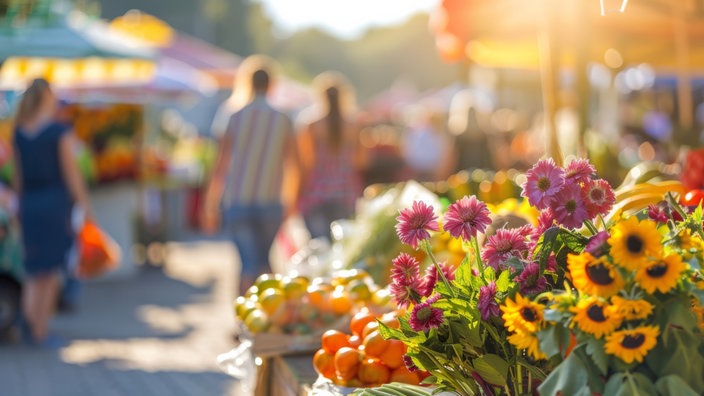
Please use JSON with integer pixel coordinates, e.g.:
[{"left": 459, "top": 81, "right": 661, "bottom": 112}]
[{"left": 258, "top": 0, "right": 438, "bottom": 39}]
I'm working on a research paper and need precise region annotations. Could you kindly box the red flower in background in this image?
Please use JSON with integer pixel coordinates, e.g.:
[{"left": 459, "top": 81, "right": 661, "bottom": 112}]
[{"left": 682, "top": 148, "right": 704, "bottom": 190}]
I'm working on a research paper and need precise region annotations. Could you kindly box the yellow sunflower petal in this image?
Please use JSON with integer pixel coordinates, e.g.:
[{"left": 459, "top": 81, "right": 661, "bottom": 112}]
[
  {"left": 608, "top": 217, "right": 662, "bottom": 271},
  {"left": 570, "top": 296, "right": 622, "bottom": 338},
  {"left": 568, "top": 252, "right": 625, "bottom": 298},
  {"left": 635, "top": 253, "right": 688, "bottom": 294},
  {"left": 604, "top": 325, "right": 659, "bottom": 364},
  {"left": 610, "top": 296, "right": 654, "bottom": 320}
]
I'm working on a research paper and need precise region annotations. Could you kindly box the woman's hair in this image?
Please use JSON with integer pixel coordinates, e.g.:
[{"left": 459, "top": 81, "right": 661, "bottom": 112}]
[
  {"left": 313, "top": 72, "right": 355, "bottom": 150},
  {"left": 15, "top": 78, "right": 52, "bottom": 125}
]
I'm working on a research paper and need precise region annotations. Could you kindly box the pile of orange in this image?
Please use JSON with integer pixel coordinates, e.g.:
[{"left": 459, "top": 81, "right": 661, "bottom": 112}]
[
  {"left": 234, "top": 270, "right": 394, "bottom": 335},
  {"left": 313, "top": 310, "right": 429, "bottom": 388}
]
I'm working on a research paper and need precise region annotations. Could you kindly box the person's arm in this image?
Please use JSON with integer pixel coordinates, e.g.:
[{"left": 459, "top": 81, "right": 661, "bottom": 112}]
[
  {"left": 202, "top": 124, "right": 234, "bottom": 233},
  {"left": 11, "top": 145, "right": 22, "bottom": 197},
  {"left": 59, "top": 131, "right": 93, "bottom": 219}
]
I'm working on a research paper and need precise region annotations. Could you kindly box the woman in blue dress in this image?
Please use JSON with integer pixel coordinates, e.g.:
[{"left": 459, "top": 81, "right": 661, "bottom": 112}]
[{"left": 12, "top": 79, "right": 92, "bottom": 345}]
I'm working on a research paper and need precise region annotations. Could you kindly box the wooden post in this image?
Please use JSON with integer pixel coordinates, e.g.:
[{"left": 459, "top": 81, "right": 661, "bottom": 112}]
[
  {"left": 538, "top": 0, "right": 564, "bottom": 166},
  {"left": 673, "top": 1, "right": 693, "bottom": 131}
]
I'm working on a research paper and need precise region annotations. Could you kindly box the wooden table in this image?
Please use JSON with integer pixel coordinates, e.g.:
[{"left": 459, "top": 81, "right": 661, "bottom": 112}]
[{"left": 255, "top": 353, "right": 318, "bottom": 396}]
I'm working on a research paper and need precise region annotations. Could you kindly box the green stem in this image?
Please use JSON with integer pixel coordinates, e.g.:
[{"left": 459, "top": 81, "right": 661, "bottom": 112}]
[
  {"left": 471, "top": 236, "right": 485, "bottom": 276},
  {"left": 424, "top": 241, "right": 456, "bottom": 297},
  {"left": 583, "top": 220, "right": 598, "bottom": 236}
]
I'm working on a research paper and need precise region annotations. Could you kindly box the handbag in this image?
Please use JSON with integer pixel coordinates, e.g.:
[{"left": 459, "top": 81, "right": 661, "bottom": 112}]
[{"left": 70, "top": 216, "right": 121, "bottom": 280}]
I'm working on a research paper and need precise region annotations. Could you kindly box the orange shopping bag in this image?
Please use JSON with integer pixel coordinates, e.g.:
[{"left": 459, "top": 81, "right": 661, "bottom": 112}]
[{"left": 73, "top": 220, "right": 121, "bottom": 279}]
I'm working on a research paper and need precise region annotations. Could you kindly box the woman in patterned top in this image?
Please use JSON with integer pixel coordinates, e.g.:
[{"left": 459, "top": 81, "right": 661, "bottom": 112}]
[{"left": 296, "top": 72, "right": 367, "bottom": 240}]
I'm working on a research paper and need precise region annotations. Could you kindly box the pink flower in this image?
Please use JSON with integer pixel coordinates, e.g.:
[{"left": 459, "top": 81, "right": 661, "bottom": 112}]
[
  {"left": 390, "top": 282, "right": 422, "bottom": 310},
  {"left": 546, "top": 254, "right": 557, "bottom": 272},
  {"left": 521, "top": 158, "right": 566, "bottom": 210},
  {"left": 443, "top": 195, "right": 492, "bottom": 240},
  {"left": 409, "top": 295, "right": 444, "bottom": 331},
  {"left": 565, "top": 159, "right": 596, "bottom": 184},
  {"left": 648, "top": 204, "right": 669, "bottom": 224},
  {"left": 531, "top": 209, "right": 556, "bottom": 243},
  {"left": 402, "top": 355, "right": 419, "bottom": 372},
  {"left": 516, "top": 263, "right": 547, "bottom": 295},
  {"left": 478, "top": 281, "right": 500, "bottom": 321},
  {"left": 418, "top": 262, "right": 457, "bottom": 297},
  {"left": 552, "top": 184, "right": 589, "bottom": 229},
  {"left": 396, "top": 201, "right": 439, "bottom": 248},
  {"left": 391, "top": 253, "right": 421, "bottom": 286},
  {"left": 585, "top": 231, "right": 610, "bottom": 257},
  {"left": 582, "top": 178, "right": 615, "bottom": 218},
  {"left": 481, "top": 228, "right": 530, "bottom": 270}
]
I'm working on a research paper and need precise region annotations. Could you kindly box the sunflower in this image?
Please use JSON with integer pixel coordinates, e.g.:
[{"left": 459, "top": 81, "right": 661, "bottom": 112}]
[
  {"left": 692, "top": 304, "right": 704, "bottom": 331},
  {"left": 507, "top": 331, "right": 546, "bottom": 360},
  {"left": 635, "top": 253, "right": 688, "bottom": 294},
  {"left": 677, "top": 228, "right": 704, "bottom": 259},
  {"left": 501, "top": 294, "right": 545, "bottom": 334},
  {"left": 610, "top": 296, "right": 653, "bottom": 320},
  {"left": 608, "top": 217, "right": 662, "bottom": 271},
  {"left": 570, "top": 297, "right": 622, "bottom": 338},
  {"left": 568, "top": 252, "right": 625, "bottom": 297},
  {"left": 604, "top": 325, "right": 659, "bottom": 364}
]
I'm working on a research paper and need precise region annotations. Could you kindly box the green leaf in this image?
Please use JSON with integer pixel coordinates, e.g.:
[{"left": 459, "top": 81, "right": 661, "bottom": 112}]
[
  {"left": 537, "top": 326, "right": 561, "bottom": 359},
  {"left": 556, "top": 230, "right": 589, "bottom": 254},
  {"left": 656, "top": 296, "right": 699, "bottom": 336},
  {"left": 533, "top": 226, "right": 560, "bottom": 273},
  {"left": 655, "top": 375, "right": 700, "bottom": 396},
  {"left": 496, "top": 269, "right": 512, "bottom": 293},
  {"left": 646, "top": 327, "right": 704, "bottom": 393},
  {"left": 378, "top": 320, "right": 404, "bottom": 340},
  {"left": 538, "top": 345, "right": 590, "bottom": 396},
  {"left": 585, "top": 337, "right": 609, "bottom": 375},
  {"left": 542, "top": 308, "right": 564, "bottom": 323},
  {"left": 472, "top": 354, "right": 509, "bottom": 386},
  {"left": 604, "top": 372, "right": 656, "bottom": 396},
  {"left": 455, "top": 260, "right": 473, "bottom": 288}
]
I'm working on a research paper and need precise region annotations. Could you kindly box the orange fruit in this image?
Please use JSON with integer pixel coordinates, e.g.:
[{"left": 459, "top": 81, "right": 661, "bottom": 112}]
[
  {"left": 334, "top": 347, "right": 362, "bottom": 380},
  {"left": 378, "top": 339, "right": 406, "bottom": 369},
  {"left": 390, "top": 366, "right": 421, "bottom": 385},
  {"left": 361, "top": 321, "right": 380, "bottom": 339},
  {"left": 350, "top": 311, "right": 377, "bottom": 337},
  {"left": 313, "top": 349, "right": 336, "bottom": 379},
  {"left": 330, "top": 288, "right": 352, "bottom": 315},
  {"left": 321, "top": 329, "right": 350, "bottom": 354},
  {"left": 307, "top": 284, "right": 333, "bottom": 310},
  {"left": 358, "top": 358, "right": 391, "bottom": 385},
  {"left": 379, "top": 313, "right": 400, "bottom": 329},
  {"left": 363, "top": 330, "right": 390, "bottom": 358},
  {"left": 348, "top": 334, "right": 362, "bottom": 348}
]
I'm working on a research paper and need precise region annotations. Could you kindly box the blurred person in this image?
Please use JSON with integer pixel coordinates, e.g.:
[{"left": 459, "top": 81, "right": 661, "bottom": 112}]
[
  {"left": 202, "top": 56, "right": 301, "bottom": 295},
  {"left": 402, "top": 106, "right": 454, "bottom": 181},
  {"left": 296, "top": 72, "right": 366, "bottom": 240},
  {"left": 12, "top": 79, "right": 93, "bottom": 346},
  {"left": 448, "top": 92, "right": 492, "bottom": 171}
]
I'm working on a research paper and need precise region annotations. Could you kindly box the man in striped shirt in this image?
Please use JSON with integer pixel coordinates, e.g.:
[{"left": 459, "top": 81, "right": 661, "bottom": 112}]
[{"left": 203, "top": 58, "right": 300, "bottom": 294}]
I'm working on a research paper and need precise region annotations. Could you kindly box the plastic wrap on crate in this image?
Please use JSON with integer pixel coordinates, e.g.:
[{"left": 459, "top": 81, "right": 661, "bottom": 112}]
[{"left": 309, "top": 375, "right": 357, "bottom": 396}]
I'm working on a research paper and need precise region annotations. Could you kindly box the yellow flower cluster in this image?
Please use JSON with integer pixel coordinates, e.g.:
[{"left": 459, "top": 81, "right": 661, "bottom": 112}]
[{"left": 500, "top": 294, "right": 547, "bottom": 360}]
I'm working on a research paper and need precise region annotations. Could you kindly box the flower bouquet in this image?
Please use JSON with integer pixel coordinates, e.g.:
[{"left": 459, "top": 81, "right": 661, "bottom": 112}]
[
  {"left": 378, "top": 159, "right": 618, "bottom": 395},
  {"left": 512, "top": 198, "right": 704, "bottom": 395}
]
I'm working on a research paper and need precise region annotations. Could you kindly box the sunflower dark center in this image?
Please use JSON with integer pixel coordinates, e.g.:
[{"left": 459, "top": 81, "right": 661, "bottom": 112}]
[
  {"left": 621, "top": 333, "right": 646, "bottom": 349},
  {"left": 520, "top": 307, "right": 537, "bottom": 322},
  {"left": 585, "top": 263, "right": 615, "bottom": 285},
  {"left": 646, "top": 263, "right": 668, "bottom": 278},
  {"left": 537, "top": 177, "right": 551, "bottom": 192},
  {"left": 565, "top": 200, "right": 577, "bottom": 213},
  {"left": 626, "top": 235, "right": 644, "bottom": 254},
  {"left": 586, "top": 304, "right": 607, "bottom": 322}
]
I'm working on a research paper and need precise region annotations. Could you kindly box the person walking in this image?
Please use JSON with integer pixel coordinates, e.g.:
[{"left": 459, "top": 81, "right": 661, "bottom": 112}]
[
  {"left": 296, "top": 72, "right": 366, "bottom": 240},
  {"left": 203, "top": 56, "right": 301, "bottom": 295},
  {"left": 13, "top": 78, "right": 93, "bottom": 346}
]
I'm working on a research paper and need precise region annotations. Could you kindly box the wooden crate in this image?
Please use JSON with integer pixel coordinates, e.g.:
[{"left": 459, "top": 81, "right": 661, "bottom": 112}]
[{"left": 255, "top": 353, "right": 319, "bottom": 396}]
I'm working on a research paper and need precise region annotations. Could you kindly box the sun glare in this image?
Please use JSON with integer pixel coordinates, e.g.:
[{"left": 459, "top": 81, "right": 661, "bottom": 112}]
[{"left": 260, "top": 0, "right": 438, "bottom": 38}]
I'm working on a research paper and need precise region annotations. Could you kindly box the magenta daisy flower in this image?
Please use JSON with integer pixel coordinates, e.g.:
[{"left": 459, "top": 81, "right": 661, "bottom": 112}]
[
  {"left": 515, "top": 263, "right": 548, "bottom": 295},
  {"left": 391, "top": 253, "right": 421, "bottom": 286},
  {"left": 531, "top": 209, "right": 555, "bottom": 243},
  {"left": 582, "top": 178, "right": 615, "bottom": 218},
  {"left": 478, "top": 281, "right": 500, "bottom": 321},
  {"left": 565, "top": 158, "right": 596, "bottom": 184},
  {"left": 409, "top": 295, "right": 443, "bottom": 331},
  {"left": 419, "top": 262, "right": 456, "bottom": 297},
  {"left": 585, "top": 231, "right": 610, "bottom": 257},
  {"left": 521, "top": 158, "right": 566, "bottom": 210},
  {"left": 443, "top": 195, "right": 492, "bottom": 240},
  {"left": 481, "top": 228, "right": 530, "bottom": 270},
  {"left": 402, "top": 355, "right": 419, "bottom": 373},
  {"left": 390, "top": 281, "right": 422, "bottom": 310},
  {"left": 552, "top": 184, "right": 589, "bottom": 229},
  {"left": 647, "top": 204, "right": 669, "bottom": 224},
  {"left": 396, "top": 201, "right": 439, "bottom": 248}
]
